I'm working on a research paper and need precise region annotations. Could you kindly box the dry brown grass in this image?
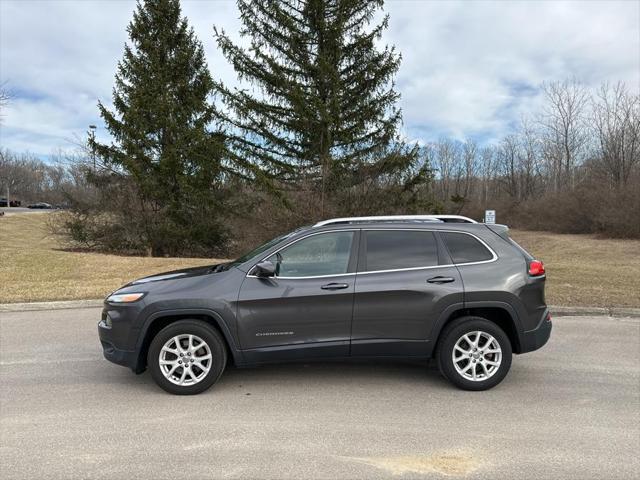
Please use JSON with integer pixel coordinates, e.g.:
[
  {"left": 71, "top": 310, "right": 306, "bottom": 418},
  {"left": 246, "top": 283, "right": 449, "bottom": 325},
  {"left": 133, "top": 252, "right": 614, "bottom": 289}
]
[
  {"left": 511, "top": 229, "right": 640, "bottom": 308},
  {"left": 1, "top": 214, "right": 638, "bottom": 306},
  {"left": 0, "top": 213, "right": 221, "bottom": 303}
]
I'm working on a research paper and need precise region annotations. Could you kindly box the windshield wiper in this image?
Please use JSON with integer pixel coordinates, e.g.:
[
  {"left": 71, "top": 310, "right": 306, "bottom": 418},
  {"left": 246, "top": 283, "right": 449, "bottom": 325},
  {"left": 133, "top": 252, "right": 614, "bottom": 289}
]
[{"left": 210, "top": 263, "right": 230, "bottom": 273}]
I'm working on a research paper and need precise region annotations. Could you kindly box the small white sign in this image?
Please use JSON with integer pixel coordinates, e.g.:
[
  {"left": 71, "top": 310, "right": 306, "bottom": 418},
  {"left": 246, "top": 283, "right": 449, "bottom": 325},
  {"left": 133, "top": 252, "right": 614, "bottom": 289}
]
[{"left": 485, "top": 210, "right": 496, "bottom": 224}]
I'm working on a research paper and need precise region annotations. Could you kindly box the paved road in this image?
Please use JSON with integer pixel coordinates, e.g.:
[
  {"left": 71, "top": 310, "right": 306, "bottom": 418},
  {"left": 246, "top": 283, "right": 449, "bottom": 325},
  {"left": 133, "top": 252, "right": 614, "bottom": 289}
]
[
  {"left": 1, "top": 308, "right": 639, "bottom": 479},
  {"left": 0, "top": 207, "right": 52, "bottom": 215}
]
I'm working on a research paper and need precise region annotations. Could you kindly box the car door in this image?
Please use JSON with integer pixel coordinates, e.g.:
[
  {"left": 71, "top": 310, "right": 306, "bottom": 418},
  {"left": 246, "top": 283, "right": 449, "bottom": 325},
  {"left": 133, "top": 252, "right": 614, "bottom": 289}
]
[
  {"left": 237, "top": 230, "right": 359, "bottom": 363},
  {"left": 351, "top": 229, "right": 464, "bottom": 356}
]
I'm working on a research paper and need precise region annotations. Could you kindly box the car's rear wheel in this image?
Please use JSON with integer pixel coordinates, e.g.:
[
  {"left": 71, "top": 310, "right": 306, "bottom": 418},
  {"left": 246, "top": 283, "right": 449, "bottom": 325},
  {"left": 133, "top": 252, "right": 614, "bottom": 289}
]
[
  {"left": 148, "top": 320, "right": 227, "bottom": 395},
  {"left": 436, "top": 316, "right": 512, "bottom": 391}
]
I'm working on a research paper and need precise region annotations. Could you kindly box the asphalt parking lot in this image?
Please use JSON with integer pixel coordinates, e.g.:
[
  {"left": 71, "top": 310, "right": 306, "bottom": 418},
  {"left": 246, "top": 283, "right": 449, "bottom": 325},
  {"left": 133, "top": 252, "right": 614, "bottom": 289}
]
[{"left": 1, "top": 308, "right": 639, "bottom": 479}]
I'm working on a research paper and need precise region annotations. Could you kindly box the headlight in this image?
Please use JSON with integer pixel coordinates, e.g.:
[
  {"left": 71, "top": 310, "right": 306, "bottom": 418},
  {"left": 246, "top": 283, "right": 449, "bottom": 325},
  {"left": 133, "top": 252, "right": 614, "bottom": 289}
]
[{"left": 106, "top": 292, "right": 146, "bottom": 303}]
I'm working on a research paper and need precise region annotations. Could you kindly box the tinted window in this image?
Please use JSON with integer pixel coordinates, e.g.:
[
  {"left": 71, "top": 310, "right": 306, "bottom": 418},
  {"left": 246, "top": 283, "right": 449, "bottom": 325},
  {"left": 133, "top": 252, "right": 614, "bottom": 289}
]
[
  {"left": 441, "top": 232, "right": 493, "bottom": 264},
  {"left": 364, "top": 231, "right": 438, "bottom": 272},
  {"left": 267, "top": 231, "right": 354, "bottom": 277}
]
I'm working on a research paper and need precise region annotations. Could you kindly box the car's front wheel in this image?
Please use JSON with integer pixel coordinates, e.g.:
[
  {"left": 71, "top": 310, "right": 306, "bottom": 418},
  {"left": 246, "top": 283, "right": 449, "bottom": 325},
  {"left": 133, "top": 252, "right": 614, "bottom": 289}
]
[
  {"left": 148, "top": 320, "right": 227, "bottom": 395},
  {"left": 436, "top": 316, "right": 512, "bottom": 391}
]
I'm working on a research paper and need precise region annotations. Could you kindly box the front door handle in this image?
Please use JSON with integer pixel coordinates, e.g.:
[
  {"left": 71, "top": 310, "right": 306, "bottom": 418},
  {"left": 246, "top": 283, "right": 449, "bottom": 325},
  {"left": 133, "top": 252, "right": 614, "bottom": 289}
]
[
  {"left": 427, "top": 276, "right": 455, "bottom": 284},
  {"left": 321, "top": 283, "right": 349, "bottom": 290}
]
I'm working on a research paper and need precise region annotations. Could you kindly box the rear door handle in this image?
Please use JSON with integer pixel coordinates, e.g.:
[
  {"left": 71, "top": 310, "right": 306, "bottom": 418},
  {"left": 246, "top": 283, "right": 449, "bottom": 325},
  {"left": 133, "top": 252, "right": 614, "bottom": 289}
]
[
  {"left": 321, "top": 283, "right": 349, "bottom": 290},
  {"left": 427, "top": 276, "right": 455, "bottom": 284}
]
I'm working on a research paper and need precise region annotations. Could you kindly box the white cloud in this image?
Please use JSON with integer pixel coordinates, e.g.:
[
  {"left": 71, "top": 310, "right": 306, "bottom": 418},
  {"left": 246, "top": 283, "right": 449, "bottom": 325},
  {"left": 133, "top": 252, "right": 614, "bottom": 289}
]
[
  {"left": 383, "top": 0, "right": 639, "bottom": 143},
  {"left": 0, "top": 0, "right": 638, "bottom": 156}
]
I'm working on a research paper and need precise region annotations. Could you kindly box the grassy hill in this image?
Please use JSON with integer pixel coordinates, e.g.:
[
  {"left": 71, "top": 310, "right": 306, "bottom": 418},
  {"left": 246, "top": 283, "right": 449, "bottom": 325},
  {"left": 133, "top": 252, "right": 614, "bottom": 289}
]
[
  {"left": 0, "top": 213, "right": 217, "bottom": 303},
  {"left": 1, "top": 212, "right": 638, "bottom": 306}
]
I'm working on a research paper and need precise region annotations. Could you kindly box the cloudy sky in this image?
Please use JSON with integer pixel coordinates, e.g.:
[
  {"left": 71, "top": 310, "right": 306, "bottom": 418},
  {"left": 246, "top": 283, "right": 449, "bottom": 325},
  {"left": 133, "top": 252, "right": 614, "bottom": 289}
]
[{"left": 1, "top": 0, "right": 638, "bottom": 159}]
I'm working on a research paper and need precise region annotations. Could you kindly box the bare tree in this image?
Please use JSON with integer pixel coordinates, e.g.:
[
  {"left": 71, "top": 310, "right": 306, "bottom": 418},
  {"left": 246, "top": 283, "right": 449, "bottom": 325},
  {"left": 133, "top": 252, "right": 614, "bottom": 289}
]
[
  {"left": 592, "top": 82, "right": 640, "bottom": 187},
  {"left": 0, "top": 82, "right": 11, "bottom": 125},
  {"left": 498, "top": 134, "right": 520, "bottom": 199},
  {"left": 0, "top": 150, "right": 30, "bottom": 207},
  {"left": 518, "top": 118, "right": 541, "bottom": 199},
  {"left": 478, "top": 146, "right": 496, "bottom": 207},
  {"left": 432, "top": 138, "right": 458, "bottom": 203},
  {"left": 449, "top": 139, "right": 476, "bottom": 200},
  {"left": 540, "top": 79, "right": 590, "bottom": 191}
]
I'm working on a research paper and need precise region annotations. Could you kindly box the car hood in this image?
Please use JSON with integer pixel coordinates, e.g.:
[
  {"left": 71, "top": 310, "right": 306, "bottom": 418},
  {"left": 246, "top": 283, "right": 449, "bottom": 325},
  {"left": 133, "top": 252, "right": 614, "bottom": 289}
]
[{"left": 127, "top": 264, "right": 225, "bottom": 286}]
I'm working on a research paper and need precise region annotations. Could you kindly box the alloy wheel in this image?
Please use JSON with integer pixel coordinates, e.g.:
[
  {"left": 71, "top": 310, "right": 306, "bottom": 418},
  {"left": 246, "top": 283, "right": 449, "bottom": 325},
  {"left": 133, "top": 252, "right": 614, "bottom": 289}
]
[
  {"left": 452, "top": 330, "right": 502, "bottom": 382},
  {"left": 159, "top": 334, "right": 212, "bottom": 386}
]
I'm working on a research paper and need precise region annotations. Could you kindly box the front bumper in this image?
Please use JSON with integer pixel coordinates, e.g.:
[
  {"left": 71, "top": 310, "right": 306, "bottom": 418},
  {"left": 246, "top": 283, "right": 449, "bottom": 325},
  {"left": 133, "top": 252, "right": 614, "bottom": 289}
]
[
  {"left": 98, "top": 306, "right": 143, "bottom": 372},
  {"left": 519, "top": 312, "right": 552, "bottom": 353},
  {"left": 99, "top": 336, "right": 137, "bottom": 368}
]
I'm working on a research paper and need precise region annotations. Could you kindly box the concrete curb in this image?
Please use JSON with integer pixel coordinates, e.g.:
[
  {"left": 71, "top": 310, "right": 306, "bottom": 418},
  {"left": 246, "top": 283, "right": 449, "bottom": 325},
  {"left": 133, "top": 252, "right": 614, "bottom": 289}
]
[
  {"left": 0, "top": 299, "right": 103, "bottom": 312},
  {"left": 551, "top": 306, "right": 609, "bottom": 317},
  {"left": 610, "top": 307, "right": 640, "bottom": 318},
  {"left": 1, "top": 299, "right": 639, "bottom": 318},
  {"left": 551, "top": 306, "right": 640, "bottom": 318}
]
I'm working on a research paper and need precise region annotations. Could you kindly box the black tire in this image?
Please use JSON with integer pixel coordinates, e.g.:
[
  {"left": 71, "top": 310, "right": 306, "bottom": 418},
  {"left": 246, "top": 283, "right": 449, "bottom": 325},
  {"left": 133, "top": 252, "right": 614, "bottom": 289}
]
[
  {"left": 435, "top": 316, "right": 512, "bottom": 391},
  {"left": 148, "top": 319, "right": 227, "bottom": 395}
]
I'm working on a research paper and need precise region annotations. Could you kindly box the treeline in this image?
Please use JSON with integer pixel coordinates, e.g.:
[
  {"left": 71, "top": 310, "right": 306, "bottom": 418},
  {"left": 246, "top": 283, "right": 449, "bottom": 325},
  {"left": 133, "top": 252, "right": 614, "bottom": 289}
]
[
  {"left": 1, "top": 0, "right": 638, "bottom": 258},
  {"left": 0, "top": 150, "right": 90, "bottom": 206},
  {"left": 425, "top": 80, "right": 639, "bottom": 238}
]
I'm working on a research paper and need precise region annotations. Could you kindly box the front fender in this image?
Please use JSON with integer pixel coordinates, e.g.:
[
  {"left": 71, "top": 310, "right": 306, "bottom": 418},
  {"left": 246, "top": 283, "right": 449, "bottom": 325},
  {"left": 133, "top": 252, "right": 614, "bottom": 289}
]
[{"left": 135, "top": 307, "right": 244, "bottom": 370}]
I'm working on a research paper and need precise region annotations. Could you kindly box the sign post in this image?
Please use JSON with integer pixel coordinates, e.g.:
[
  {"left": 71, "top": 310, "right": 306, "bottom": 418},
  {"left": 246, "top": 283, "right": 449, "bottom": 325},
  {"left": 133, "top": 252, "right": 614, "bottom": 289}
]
[{"left": 485, "top": 210, "right": 496, "bottom": 224}]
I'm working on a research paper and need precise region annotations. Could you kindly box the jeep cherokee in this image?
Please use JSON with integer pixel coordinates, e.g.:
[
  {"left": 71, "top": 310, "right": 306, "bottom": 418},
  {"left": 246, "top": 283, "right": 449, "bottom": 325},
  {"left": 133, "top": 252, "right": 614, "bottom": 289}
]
[{"left": 98, "top": 215, "right": 551, "bottom": 394}]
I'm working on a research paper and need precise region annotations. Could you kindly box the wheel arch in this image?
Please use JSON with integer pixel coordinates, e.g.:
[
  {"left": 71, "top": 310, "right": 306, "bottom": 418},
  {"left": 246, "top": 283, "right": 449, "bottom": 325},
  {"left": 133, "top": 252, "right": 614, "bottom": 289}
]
[
  {"left": 134, "top": 309, "right": 242, "bottom": 373},
  {"left": 430, "top": 302, "right": 524, "bottom": 356}
]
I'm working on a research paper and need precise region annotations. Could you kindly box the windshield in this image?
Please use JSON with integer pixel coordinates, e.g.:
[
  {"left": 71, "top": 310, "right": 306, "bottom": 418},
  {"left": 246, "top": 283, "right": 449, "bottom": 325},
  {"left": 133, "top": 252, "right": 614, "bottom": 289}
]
[{"left": 225, "top": 228, "right": 308, "bottom": 269}]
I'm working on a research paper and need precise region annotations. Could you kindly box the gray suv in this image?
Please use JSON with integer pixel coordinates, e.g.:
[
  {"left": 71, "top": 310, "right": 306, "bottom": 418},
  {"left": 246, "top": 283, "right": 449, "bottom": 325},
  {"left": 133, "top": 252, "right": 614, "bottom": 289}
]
[{"left": 98, "top": 215, "right": 551, "bottom": 394}]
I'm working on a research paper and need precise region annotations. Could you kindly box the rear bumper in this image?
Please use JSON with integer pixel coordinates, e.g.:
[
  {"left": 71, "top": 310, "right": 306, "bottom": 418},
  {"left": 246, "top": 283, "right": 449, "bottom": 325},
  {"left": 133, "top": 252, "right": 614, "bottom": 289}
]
[{"left": 519, "top": 313, "right": 552, "bottom": 353}]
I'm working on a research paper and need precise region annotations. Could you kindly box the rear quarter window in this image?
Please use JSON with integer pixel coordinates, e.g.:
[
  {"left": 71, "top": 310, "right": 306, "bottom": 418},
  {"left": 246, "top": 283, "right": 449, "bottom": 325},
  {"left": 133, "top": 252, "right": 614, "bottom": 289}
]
[{"left": 441, "top": 232, "right": 494, "bottom": 264}]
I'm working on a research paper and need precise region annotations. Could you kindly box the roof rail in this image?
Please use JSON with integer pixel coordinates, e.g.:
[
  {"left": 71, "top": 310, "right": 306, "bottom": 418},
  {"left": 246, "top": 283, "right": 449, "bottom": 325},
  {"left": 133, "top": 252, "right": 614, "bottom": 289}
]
[
  {"left": 428, "top": 215, "right": 478, "bottom": 223},
  {"left": 313, "top": 215, "right": 477, "bottom": 227}
]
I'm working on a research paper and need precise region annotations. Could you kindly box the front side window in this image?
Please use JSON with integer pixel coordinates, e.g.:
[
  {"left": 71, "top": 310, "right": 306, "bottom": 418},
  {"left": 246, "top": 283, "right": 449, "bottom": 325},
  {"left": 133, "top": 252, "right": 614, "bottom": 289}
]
[
  {"left": 441, "top": 232, "right": 494, "bottom": 264},
  {"left": 364, "top": 230, "right": 438, "bottom": 272},
  {"left": 266, "top": 231, "right": 354, "bottom": 277}
]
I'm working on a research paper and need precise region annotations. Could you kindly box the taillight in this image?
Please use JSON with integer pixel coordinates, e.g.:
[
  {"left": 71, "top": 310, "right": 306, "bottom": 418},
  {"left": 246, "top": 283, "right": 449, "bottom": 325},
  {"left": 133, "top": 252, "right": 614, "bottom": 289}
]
[{"left": 528, "top": 260, "right": 545, "bottom": 276}]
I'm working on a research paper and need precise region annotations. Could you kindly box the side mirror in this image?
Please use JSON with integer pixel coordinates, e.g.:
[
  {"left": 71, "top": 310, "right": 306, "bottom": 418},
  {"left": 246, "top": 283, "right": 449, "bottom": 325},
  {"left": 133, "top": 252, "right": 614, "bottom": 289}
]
[{"left": 254, "top": 260, "right": 276, "bottom": 277}]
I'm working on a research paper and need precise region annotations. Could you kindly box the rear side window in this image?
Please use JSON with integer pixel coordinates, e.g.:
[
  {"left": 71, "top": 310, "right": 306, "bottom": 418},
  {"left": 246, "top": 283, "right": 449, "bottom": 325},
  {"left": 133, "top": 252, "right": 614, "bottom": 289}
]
[
  {"left": 364, "top": 231, "right": 438, "bottom": 271},
  {"left": 441, "top": 232, "right": 494, "bottom": 264}
]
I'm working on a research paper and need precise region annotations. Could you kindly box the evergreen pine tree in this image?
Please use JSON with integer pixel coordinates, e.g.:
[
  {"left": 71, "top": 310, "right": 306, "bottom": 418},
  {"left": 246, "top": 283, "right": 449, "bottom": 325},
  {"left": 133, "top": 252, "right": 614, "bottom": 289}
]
[
  {"left": 214, "top": 0, "right": 430, "bottom": 217},
  {"left": 92, "top": 0, "right": 227, "bottom": 256}
]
